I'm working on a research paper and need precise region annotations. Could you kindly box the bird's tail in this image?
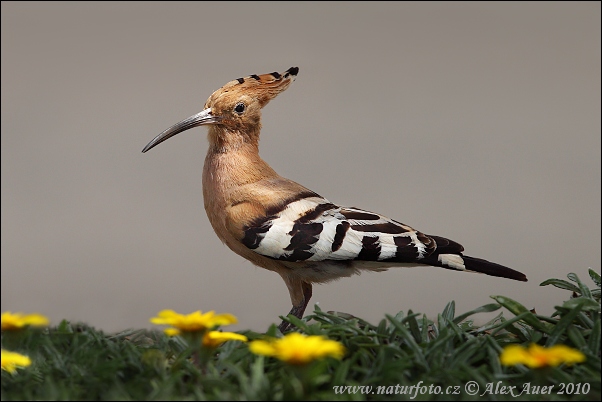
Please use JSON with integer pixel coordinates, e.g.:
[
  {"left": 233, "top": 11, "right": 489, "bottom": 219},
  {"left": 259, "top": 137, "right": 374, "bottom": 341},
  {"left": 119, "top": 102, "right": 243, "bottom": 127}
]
[{"left": 461, "top": 255, "right": 527, "bottom": 282}]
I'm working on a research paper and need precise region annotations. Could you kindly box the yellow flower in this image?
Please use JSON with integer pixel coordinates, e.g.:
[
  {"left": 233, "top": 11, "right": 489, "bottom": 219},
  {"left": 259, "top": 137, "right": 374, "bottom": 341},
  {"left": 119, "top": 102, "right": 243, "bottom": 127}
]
[
  {"left": 1, "top": 350, "right": 32, "bottom": 373},
  {"left": 1, "top": 311, "right": 49, "bottom": 330},
  {"left": 150, "top": 309, "right": 237, "bottom": 334},
  {"left": 500, "top": 343, "right": 586, "bottom": 368},
  {"left": 163, "top": 328, "right": 182, "bottom": 337},
  {"left": 202, "top": 331, "right": 248, "bottom": 348},
  {"left": 249, "top": 333, "right": 345, "bottom": 365}
]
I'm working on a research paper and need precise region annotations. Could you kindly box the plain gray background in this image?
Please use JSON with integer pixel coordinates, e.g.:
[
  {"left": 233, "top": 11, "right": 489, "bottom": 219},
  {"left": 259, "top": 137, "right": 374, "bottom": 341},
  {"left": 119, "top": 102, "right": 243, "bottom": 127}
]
[{"left": 2, "top": 2, "right": 600, "bottom": 333}]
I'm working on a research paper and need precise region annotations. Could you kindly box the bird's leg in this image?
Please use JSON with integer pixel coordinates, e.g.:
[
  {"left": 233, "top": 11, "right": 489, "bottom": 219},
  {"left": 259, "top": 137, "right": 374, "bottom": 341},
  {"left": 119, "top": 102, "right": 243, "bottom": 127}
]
[{"left": 278, "top": 281, "right": 312, "bottom": 332}]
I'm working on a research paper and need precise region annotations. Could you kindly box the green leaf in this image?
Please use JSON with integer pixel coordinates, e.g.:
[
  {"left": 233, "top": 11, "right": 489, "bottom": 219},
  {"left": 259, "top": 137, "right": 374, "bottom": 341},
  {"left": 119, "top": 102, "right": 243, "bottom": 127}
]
[
  {"left": 485, "top": 336, "right": 509, "bottom": 374},
  {"left": 376, "top": 319, "right": 388, "bottom": 337},
  {"left": 331, "top": 358, "right": 351, "bottom": 384},
  {"left": 265, "top": 324, "right": 280, "bottom": 337},
  {"left": 57, "top": 320, "right": 73, "bottom": 334},
  {"left": 589, "top": 268, "right": 601, "bottom": 288},
  {"left": 480, "top": 311, "right": 504, "bottom": 328},
  {"left": 539, "top": 278, "right": 581, "bottom": 293},
  {"left": 476, "top": 311, "right": 528, "bottom": 334},
  {"left": 490, "top": 295, "right": 552, "bottom": 333},
  {"left": 561, "top": 297, "right": 600, "bottom": 312},
  {"left": 449, "top": 338, "right": 483, "bottom": 368},
  {"left": 504, "top": 318, "right": 531, "bottom": 341},
  {"left": 568, "top": 272, "right": 592, "bottom": 299},
  {"left": 406, "top": 309, "right": 422, "bottom": 344},
  {"left": 278, "top": 314, "right": 309, "bottom": 332},
  {"left": 545, "top": 299, "right": 584, "bottom": 346},
  {"left": 566, "top": 325, "right": 587, "bottom": 349},
  {"left": 392, "top": 310, "right": 404, "bottom": 322},
  {"left": 399, "top": 312, "right": 422, "bottom": 326},
  {"left": 421, "top": 314, "right": 430, "bottom": 343},
  {"left": 441, "top": 315, "right": 464, "bottom": 339},
  {"left": 442, "top": 301, "right": 455, "bottom": 321},
  {"left": 577, "top": 312, "right": 595, "bottom": 329},
  {"left": 423, "top": 331, "right": 455, "bottom": 359},
  {"left": 385, "top": 314, "right": 428, "bottom": 370},
  {"left": 588, "top": 317, "right": 601, "bottom": 356},
  {"left": 437, "top": 313, "right": 447, "bottom": 332},
  {"left": 453, "top": 303, "right": 501, "bottom": 324}
]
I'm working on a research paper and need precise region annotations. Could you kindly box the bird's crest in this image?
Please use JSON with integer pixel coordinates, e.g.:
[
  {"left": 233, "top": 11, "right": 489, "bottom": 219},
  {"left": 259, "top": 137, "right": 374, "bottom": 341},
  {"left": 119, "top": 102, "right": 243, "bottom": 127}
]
[{"left": 204, "top": 67, "right": 299, "bottom": 109}]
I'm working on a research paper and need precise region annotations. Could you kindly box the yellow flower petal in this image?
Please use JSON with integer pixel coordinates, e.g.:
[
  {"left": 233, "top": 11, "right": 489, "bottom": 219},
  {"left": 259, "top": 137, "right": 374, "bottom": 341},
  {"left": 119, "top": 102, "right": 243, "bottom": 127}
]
[
  {"left": 1, "top": 350, "right": 32, "bottom": 373},
  {"left": 164, "top": 328, "right": 181, "bottom": 336},
  {"left": 1, "top": 312, "right": 49, "bottom": 330},
  {"left": 150, "top": 309, "right": 237, "bottom": 333},
  {"left": 530, "top": 344, "right": 586, "bottom": 367},
  {"left": 150, "top": 310, "right": 186, "bottom": 326},
  {"left": 202, "top": 331, "right": 248, "bottom": 348},
  {"left": 248, "top": 339, "right": 277, "bottom": 356},
  {"left": 249, "top": 333, "right": 345, "bottom": 365},
  {"left": 500, "top": 343, "right": 586, "bottom": 368},
  {"left": 500, "top": 345, "right": 534, "bottom": 366}
]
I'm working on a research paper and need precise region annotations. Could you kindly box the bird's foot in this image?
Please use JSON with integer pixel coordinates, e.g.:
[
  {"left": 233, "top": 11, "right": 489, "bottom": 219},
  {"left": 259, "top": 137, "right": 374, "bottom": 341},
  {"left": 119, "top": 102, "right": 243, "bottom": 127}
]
[
  {"left": 277, "top": 299, "right": 309, "bottom": 333},
  {"left": 277, "top": 281, "right": 312, "bottom": 333}
]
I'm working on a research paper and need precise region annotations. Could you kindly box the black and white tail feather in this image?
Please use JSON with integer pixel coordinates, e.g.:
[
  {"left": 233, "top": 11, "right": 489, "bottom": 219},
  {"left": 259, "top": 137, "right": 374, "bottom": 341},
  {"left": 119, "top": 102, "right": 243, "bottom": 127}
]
[{"left": 242, "top": 193, "right": 527, "bottom": 283}]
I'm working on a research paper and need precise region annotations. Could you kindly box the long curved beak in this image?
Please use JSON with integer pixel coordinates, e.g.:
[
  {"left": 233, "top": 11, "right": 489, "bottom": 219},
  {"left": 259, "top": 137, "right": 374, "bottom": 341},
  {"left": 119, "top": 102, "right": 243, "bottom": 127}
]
[{"left": 142, "top": 108, "right": 221, "bottom": 153}]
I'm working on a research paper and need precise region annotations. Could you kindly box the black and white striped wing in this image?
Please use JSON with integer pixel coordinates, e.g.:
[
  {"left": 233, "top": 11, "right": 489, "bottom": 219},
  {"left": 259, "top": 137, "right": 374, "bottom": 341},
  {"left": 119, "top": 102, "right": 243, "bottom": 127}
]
[{"left": 241, "top": 196, "right": 438, "bottom": 263}]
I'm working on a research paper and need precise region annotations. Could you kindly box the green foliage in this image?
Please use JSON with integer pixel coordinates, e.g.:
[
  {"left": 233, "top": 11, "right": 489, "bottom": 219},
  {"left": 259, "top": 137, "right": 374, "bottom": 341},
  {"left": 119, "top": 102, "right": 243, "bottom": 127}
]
[{"left": 2, "top": 269, "right": 600, "bottom": 400}]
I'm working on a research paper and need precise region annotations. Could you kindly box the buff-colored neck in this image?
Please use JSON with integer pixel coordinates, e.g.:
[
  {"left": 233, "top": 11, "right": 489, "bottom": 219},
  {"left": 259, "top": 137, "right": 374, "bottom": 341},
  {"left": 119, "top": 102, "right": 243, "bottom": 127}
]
[
  {"left": 206, "top": 125, "right": 262, "bottom": 154},
  {"left": 203, "top": 125, "right": 277, "bottom": 190}
]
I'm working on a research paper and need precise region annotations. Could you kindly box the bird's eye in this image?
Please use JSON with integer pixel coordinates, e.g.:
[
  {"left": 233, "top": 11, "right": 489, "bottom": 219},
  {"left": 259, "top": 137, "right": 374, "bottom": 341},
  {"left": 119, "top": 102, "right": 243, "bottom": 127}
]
[{"left": 234, "top": 102, "right": 245, "bottom": 114}]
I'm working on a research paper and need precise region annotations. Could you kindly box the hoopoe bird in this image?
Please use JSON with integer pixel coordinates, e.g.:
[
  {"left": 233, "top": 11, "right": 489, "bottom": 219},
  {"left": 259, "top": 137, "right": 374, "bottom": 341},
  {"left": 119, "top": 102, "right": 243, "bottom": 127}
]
[{"left": 142, "top": 67, "right": 528, "bottom": 332}]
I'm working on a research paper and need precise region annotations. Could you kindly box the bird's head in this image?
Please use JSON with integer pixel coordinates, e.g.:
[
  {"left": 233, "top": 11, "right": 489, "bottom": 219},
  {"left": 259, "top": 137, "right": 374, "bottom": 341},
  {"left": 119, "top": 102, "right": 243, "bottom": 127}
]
[{"left": 142, "top": 67, "right": 299, "bottom": 153}]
